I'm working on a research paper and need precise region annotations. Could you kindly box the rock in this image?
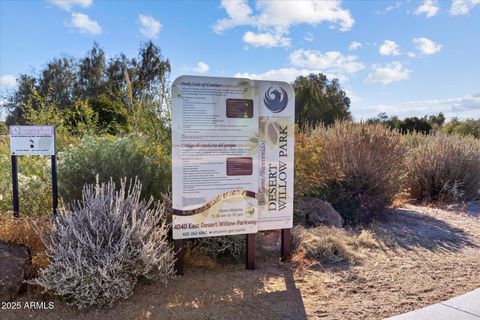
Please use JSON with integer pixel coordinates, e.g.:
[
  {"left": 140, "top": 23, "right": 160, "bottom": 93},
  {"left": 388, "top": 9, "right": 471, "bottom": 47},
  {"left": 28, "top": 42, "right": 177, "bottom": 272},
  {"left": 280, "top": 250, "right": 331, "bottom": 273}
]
[
  {"left": 0, "top": 241, "right": 31, "bottom": 302},
  {"left": 296, "top": 197, "right": 344, "bottom": 228}
]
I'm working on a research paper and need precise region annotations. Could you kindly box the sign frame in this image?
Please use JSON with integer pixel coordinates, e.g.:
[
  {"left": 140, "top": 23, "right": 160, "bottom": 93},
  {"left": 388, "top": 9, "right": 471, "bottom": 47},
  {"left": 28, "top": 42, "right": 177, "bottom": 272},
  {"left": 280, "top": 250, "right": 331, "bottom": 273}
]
[{"left": 171, "top": 76, "right": 294, "bottom": 275}]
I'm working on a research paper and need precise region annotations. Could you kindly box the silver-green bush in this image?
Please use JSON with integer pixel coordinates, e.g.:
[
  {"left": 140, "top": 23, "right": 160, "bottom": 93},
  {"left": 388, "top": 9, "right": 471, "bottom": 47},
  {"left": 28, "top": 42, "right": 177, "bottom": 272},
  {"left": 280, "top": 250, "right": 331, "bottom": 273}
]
[{"left": 31, "top": 178, "right": 175, "bottom": 309}]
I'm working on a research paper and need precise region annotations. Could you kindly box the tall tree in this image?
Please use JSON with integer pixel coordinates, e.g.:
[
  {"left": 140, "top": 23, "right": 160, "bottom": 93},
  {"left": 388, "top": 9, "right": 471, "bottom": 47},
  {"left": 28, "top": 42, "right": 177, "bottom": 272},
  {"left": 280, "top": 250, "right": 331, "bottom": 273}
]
[
  {"left": 76, "top": 42, "right": 106, "bottom": 99},
  {"left": 293, "top": 73, "right": 351, "bottom": 130},
  {"left": 3, "top": 41, "right": 171, "bottom": 131},
  {"left": 37, "top": 56, "right": 76, "bottom": 108}
]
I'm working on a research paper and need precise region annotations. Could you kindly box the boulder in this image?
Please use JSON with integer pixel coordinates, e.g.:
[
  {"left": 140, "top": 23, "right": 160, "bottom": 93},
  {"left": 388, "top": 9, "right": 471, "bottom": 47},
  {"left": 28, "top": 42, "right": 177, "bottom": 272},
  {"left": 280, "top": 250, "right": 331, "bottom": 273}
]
[
  {"left": 296, "top": 197, "right": 344, "bottom": 228},
  {"left": 0, "top": 241, "right": 31, "bottom": 302}
]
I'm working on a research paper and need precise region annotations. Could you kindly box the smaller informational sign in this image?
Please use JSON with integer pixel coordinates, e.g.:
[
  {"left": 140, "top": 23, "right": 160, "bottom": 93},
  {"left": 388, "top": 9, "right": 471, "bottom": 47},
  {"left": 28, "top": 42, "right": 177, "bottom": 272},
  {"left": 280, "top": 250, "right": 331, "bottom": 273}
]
[{"left": 10, "top": 126, "right": 56, "bottom": 156}]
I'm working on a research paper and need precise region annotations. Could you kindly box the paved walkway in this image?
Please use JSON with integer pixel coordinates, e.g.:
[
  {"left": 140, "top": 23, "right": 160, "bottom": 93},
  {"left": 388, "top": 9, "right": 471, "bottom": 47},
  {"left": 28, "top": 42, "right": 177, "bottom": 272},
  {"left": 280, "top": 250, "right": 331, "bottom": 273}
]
[{"left": 387, "top": 288, "right": 480, "bottom": 319}]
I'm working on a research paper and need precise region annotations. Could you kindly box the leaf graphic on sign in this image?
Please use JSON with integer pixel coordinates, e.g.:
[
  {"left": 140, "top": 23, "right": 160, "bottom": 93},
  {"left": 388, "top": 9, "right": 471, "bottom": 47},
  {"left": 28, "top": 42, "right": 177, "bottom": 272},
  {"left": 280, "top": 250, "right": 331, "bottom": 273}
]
[{"left": 266, "top": 122, "right": 278, "bottom": 149}]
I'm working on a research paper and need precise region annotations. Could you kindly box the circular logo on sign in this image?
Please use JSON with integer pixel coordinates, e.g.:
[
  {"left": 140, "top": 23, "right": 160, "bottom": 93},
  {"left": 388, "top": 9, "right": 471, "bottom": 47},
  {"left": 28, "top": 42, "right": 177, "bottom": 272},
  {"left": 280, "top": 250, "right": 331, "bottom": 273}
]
[{"left": 263, "top": 86, "right": 288, "bottom": 113}]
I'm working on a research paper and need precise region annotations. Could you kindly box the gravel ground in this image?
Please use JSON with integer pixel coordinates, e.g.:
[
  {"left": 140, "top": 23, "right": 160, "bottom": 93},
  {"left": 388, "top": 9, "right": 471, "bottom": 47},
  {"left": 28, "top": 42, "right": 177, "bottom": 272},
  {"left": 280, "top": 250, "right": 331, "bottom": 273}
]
[{"left": 2, "top": 203, "right": 479, "bottom": 320}]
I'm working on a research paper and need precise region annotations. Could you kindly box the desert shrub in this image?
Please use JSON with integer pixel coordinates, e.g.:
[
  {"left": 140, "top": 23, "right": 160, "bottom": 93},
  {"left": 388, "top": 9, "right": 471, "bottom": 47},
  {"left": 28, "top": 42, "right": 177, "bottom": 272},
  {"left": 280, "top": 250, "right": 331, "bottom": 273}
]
[
  {"left": 58, "top": 134, "right": 171, "bottom": 204},
  {"left": 31, "top": 178, "right": 175, "bottom": 309},
  {"left": 0, "top": 136, "right": 53, "bottom": 216},
  {"left": 443, "top": 118, "right": 480, "bottom": 138},
  {"left": 187, "top": 235, "right": 245, "bottom": 261},
  {"left": 296, "top": 122, "right": 405, "bottom": 224},
  {"left": 0, "top": 216, "right": 50, "bottom": 276},
  {"left": 90, "top": 94, "right": 131, "bottom": 135},
  {"left": 294, "top": 131, "right": 339, "bottom": 198},
  {"left": 292, "top": 225, "right": 358, "bottom": 264},
  {"left": 403, "top": 133, "right": 480, "bottom": 202},
  {"left": 0, "top": 121, "right": 7, "bottom": 134}
]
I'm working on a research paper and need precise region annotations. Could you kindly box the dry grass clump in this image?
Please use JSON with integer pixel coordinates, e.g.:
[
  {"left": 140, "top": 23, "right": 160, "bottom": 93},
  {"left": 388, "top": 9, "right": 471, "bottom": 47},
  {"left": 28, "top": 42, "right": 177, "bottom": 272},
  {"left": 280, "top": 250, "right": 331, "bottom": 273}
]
[
  {"left": 0, "top": 215, "right": 50, "bottom": 276},
  {"left": 403, "top": 133, "right": 480, "bottom": 203},
  {"left": 187, "top": 235, "right": 245, "bottom": 261},
  {"left": 295, "top": 122, "right": 405, "bottom": 224},
  {"left": 184, "top": 247, "right": 216, "bottom": 270},
  {"left": 291, "top": 225, "right": 383, "bottom": 270},
  {"left": 355, "top": 229, "right": 381, "bottom": 249},
  {"left": 31, "top": 178, "right": 175, "bottom": 309},
  {"left": 292, "top": 225, "right": 359, "bottom": 264}
]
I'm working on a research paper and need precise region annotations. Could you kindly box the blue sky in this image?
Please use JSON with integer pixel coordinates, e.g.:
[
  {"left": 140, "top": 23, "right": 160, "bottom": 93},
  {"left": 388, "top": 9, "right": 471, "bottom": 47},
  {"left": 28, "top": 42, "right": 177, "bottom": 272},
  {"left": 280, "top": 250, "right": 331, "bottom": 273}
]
[{"left": 1, "top": 0, "right": 479, "bottom": 120}]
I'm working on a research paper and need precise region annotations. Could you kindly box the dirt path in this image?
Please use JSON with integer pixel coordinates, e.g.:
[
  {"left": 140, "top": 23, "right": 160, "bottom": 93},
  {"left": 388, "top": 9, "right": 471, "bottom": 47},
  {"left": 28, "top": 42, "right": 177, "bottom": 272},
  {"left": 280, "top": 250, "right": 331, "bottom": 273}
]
[{"left": 2, "top": 204, "right": 479, "bottom": 320}]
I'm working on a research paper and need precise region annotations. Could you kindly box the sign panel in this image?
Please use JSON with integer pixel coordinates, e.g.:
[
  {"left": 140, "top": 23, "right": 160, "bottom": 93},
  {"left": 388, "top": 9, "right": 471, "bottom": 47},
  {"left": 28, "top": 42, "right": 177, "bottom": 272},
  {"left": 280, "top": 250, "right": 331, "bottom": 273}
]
[
  {"left": 171, "top": 76, "right": 294, "bottom": 239},
  {"left": 256, "top": 81, "right": 295, "bottom": 231},
  {"left": 10, "top": 126, "right": 56, "bottom": 156}
]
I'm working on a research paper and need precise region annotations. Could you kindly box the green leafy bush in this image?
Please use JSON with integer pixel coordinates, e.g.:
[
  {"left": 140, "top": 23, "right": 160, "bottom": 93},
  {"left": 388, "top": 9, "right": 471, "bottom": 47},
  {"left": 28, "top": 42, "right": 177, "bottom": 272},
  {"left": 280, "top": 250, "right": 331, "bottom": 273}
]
[
  {"left": 90, "top": 94, "right": 131, "bottom": 135},
  {"left": 0, "top": 121, "right": 7, "bottom": 135},
  {"left": 403, "top": 133, "right": 480, "bottom": 202},
  {"left": 442, "top": 118, "right": 480, "bottom": 138},
  {"left": 296, "top": 122, "right": 405, "bottom": 224},
  {"left": 58, "top": 134, "right": 170, "bottom": 204}
]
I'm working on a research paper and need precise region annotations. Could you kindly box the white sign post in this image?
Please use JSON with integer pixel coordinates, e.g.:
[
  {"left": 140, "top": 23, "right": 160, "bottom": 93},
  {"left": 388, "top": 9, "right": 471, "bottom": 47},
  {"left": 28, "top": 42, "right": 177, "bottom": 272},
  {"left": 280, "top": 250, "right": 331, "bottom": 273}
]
[
  {"left": 171, "top": 76, "right": 295, "bottom": 274},
  {"left": 9, "top": 125, "right": 58, "bottom": 217}
]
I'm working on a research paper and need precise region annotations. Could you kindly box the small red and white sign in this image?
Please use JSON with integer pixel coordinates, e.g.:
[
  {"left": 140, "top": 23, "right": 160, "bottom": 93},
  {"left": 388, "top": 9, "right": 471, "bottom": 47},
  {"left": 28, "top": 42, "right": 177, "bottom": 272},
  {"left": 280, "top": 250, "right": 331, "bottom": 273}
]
[{"left": 9, "top": 126, "right": 56, "bottom": 156}]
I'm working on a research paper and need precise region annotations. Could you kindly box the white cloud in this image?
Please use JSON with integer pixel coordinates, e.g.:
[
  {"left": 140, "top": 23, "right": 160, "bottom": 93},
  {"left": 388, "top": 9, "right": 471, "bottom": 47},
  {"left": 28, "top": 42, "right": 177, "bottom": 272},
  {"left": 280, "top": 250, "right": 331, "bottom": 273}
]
[
  {"left": 243, "top": 31, "right": 290, "bottom": 48},
  {"left": 450, "top": 0, "right": 480, "bottom": 15},
  {"left": 214, "top": 0, "right": 253, "bottom": 33},
  {"left": 304, "top": 33, "right": 314, "bottom": 42},
  {"left": 234, "top": 48, "right": 365, "bottom": 83},
  {"left": 235, "top": 68, "right": 324, "bottom": 83},
  {"left": 0, "top": 75, "right": 16, "bottom": 89},
  {"left": 379, "top": 40, "right": 401, "bottom": 56},
  {"left": 214, "top": 0, "right": 354, "bottom": 33},
  {"left": 214, "top": 0, "right": 354, "bottom": 49},
  {"left": 348, "top": 41, "right": 362, "bottom": 51},
  {"left": 138, "top": 15, "right": 161, "bottom": 39},
  {"left": 408, "top": 52, "right": 416, "bottom": 58},
  {"left": 69, "top": 13, "right": 102, "bottom": 35},
  {"left": 365, "top": 62, "right": 411, "bottom": 85},
  {"left": 49, "top": 0, "right": 92, "bottom": 11},
  {"left": 414, "top": 0, "right": 439, "bottom": 18},
  {"left": 375, "top": 2, "right": 401, "bottom": 14},
  {"left": 413, "top": 37, "right": 442, "bottom": 55},
  {"left": 192, "top": 61, "right": 210, "bottom": 73},
  {"left": 354, "top": 93, "right": 480, "bottom": 120},
  {"left": 290, "top": 49, "right": 365, "bottom": 75}
]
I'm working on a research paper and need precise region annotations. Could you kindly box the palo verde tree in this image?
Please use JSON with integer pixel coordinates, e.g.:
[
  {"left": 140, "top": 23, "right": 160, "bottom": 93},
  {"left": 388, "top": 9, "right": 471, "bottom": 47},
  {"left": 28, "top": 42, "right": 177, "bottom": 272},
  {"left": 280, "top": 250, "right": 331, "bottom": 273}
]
[{"left": 293, "top": 73, "right": 351, "bottom": 130}]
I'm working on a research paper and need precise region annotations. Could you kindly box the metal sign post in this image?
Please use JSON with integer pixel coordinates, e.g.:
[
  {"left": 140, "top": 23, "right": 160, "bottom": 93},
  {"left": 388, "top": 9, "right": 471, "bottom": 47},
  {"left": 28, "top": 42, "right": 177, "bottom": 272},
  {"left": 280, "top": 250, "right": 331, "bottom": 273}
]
[
  {"left": 281, "top": 228, "right": 291, "bottom": 262},
  {"left": 174, "top": 239, "right": 185, "bottom": 276},
  {"left": 246, "top": 234, "right": 256, "bottom": 270},
  {"left": 9, "top": 125, "right": 57, "bottom": 217},
  {"left": 51, "top": 154, "right": 58, "bottom": 215},
  {"left": 11, "top": 155, "right": 20, "bottom": 218}
]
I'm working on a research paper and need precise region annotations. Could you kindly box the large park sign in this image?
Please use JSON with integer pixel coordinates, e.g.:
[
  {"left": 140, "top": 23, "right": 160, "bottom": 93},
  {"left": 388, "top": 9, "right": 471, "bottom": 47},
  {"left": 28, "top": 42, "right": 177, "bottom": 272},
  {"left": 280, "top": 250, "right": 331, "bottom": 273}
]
[{"left": 171, "top": 75, "right": 294, "bottom": 273}]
